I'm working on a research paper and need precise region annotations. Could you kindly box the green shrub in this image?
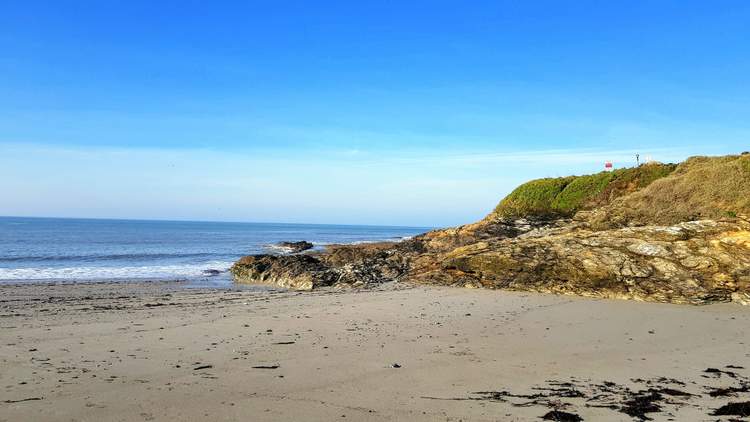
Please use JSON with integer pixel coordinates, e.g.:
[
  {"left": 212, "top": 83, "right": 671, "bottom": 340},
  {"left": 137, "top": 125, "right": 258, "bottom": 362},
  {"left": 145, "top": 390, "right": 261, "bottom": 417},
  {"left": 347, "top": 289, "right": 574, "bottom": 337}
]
[
  {"left": 552, "top": 172, "right": 615, "bottom": 214},
  {"left": 493, "top": 177, "right": 575, "bottom": 218}
]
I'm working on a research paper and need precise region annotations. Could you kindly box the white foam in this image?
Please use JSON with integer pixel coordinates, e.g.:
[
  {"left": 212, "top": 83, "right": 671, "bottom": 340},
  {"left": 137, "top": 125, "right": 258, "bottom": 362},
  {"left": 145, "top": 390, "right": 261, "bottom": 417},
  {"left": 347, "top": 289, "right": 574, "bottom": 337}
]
[
  {"left": 0, "top": 260, "right": 234, "bottom": 282},
  {"left": 263, "top": 244, "right": 296, "bottom": 254},
  {"left": 325, "top": 236, "right": 412, "bottom": 245}
]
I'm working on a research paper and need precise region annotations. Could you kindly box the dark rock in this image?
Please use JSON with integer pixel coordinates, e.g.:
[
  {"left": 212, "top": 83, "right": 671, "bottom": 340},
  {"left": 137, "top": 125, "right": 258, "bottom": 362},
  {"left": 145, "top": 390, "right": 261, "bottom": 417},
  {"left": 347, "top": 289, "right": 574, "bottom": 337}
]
[
  {"left": 276, "top": 241, "right": 314, "bottom": 253},
  {"left": 231, "top": 254, "right": 337, "bottom": 290},
  {"left": 202, "top": 269, "right": 222, "bottom": 276},
  {"left": 232, "top": 240, "right": 417, "bottom": 290}
]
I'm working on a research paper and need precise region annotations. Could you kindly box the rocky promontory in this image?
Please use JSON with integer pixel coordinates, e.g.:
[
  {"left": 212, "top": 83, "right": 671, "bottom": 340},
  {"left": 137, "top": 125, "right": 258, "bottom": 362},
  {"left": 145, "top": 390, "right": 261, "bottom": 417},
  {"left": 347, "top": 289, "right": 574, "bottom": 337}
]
[{"left": 231, "top": 154, "right": 750, "bottom": 305}]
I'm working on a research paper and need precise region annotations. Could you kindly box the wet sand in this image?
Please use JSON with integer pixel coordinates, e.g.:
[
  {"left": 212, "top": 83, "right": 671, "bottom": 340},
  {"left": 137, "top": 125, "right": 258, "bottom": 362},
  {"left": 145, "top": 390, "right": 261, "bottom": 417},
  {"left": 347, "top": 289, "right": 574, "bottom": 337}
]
[{"left": 1, "top": 281, "right": 749, "bottom": 421}]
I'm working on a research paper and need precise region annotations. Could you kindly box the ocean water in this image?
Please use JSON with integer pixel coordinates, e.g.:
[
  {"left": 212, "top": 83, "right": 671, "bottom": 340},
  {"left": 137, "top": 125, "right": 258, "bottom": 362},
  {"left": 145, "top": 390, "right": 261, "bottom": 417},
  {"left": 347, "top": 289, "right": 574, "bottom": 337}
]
[{"left": 0, "top": 217, "right": 430, "bottom": 285}]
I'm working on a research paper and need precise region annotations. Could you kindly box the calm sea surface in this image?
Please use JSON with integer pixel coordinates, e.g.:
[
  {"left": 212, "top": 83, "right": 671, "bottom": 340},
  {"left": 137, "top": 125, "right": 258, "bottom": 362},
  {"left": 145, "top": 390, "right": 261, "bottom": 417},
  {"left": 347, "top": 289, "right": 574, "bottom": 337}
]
[{"left": 0, "top": 217, "right": 430, "bottom": 285}]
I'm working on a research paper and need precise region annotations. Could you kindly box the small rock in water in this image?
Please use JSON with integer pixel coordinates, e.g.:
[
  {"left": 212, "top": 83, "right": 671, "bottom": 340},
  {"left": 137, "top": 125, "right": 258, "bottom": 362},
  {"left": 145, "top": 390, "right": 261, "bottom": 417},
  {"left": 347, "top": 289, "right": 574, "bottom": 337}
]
[
  {"left": 276, "top": 241, "right": 314, "bottom": 253},
  {"left": 203, "top": 269, "right": 222, "bottom": 276}
]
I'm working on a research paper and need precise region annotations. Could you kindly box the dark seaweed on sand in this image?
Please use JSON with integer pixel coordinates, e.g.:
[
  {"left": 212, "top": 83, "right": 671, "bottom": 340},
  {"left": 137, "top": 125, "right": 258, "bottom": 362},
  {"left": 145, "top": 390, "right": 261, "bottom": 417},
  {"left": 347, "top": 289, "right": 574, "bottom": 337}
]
[
  {"left": 431, "top": 366, "right": 750, "bottom": 421},
  {"left": 711, "top": 401, "right": 750, "bottom": 417},
  {"left": 619, "top": 390, "right": 663, "bottom": 421},
  {"left": 541, "top": 410, "right": 583, "bottom": 421}
]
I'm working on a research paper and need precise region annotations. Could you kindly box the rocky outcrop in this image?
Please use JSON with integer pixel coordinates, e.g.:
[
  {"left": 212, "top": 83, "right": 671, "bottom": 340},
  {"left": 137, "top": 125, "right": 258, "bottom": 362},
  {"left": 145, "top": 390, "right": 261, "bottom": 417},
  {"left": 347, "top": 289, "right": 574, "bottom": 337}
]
[
  {"left": 231, "top": 255, "right": 335, "bottom": 290},
  {"left": 232, "top": 241, "right": 418, "bottom": 290},
  {"left": 231, "top": 154, "right": 750, "bottom": 305},
  {"left": 232, "top": 217, "right": 750, "bottom": 304},
  {"left": 409, "top": 220, "right": 750, "bottom": 305},
  {"left": 275, "top": 241, "right": 314, "bottom": 253}
]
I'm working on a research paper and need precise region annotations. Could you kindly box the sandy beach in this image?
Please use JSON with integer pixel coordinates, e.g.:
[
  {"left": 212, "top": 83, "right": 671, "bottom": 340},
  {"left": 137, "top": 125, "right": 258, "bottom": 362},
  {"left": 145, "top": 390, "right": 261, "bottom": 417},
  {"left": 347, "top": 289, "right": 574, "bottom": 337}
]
[{"left": 1, "top": 281, "right": 749, "bottom": 421}]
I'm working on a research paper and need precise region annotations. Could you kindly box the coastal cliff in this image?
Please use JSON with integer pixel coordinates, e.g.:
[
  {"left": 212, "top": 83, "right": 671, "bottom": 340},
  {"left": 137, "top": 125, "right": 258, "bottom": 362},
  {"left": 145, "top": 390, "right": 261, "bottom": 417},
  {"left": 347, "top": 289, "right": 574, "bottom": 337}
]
[{"left": 231, "top": 153, "right": 750, "bottom": 305}]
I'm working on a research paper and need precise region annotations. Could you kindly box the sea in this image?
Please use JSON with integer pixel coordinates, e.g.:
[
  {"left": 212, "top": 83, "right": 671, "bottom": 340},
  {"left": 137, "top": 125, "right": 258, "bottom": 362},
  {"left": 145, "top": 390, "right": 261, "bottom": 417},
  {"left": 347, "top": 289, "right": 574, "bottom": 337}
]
[{"left": 0, "top": 217, "right": 430, "bottom": 287}]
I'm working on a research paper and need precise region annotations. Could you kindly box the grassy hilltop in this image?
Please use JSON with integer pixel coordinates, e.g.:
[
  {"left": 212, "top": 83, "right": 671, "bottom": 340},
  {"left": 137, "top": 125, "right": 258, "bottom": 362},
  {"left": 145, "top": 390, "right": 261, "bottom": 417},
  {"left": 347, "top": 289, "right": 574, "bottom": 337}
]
[{"left": 491, "top": 153, "right": 750, "bottom": 226}]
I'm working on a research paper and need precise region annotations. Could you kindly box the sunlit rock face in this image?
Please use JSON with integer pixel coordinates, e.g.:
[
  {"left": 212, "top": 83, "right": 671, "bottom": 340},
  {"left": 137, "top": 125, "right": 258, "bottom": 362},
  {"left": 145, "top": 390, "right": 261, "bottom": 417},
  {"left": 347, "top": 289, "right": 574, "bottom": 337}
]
[{"left": 408, "top": 220, "right": 750, "bottom": 305}]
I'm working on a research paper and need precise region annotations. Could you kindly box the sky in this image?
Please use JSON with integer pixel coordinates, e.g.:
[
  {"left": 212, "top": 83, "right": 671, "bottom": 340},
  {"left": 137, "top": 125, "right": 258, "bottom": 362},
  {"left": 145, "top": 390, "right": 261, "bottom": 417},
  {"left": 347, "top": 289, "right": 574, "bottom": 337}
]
[{"left": 1, "top": 1, "right": 749, "bottom": 227}]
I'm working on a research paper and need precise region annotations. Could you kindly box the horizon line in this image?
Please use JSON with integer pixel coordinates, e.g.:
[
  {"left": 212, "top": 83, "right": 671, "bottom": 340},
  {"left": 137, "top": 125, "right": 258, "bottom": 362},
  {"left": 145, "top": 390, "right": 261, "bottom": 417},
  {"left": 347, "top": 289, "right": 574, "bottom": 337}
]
[{"left": 0, "top": 215, "right": 437, "bottom": 230}]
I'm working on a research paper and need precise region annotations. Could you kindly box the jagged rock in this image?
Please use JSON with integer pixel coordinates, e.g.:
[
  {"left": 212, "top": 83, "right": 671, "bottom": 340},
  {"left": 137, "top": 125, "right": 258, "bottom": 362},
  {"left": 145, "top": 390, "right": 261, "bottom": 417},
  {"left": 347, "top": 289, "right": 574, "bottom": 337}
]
[
  {"left": 232, "top": 241, "right": 417, "bottom": 290},
  {"left": 414, "top": 217, "right": 570, "bottom": 253},
  {"left": 231, "top": 218, "right": 750, "bottom": 304},
  {"left": 275, "top": 241, "right": 314, "bottom": 253},
  {"left": 231, "top": 255, "right": 336, "bottom": 290},
  {"left": 230, "top": 219, "right": 558, "bottom": 291},
  {"left": 408, "top": 220, "right": 750, "bottom": 305}
]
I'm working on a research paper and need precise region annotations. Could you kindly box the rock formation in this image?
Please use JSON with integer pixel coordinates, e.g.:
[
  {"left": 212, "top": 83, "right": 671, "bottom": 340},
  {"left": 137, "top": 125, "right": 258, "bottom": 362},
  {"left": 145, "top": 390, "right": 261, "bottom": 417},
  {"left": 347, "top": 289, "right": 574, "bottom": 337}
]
[
  {"left": 231, "top": 154, "right": 750, "bottom": 305},
  {"left": 275, "top": 241, "right": 314, "bottom": 253}
]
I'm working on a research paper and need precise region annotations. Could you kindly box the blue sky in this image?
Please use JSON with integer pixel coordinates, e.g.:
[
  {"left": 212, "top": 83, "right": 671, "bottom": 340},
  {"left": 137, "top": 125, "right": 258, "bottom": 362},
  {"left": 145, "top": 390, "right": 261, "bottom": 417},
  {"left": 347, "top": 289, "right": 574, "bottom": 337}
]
[{"left": 1, "top": 1, "right": 749, "bottom": 226}]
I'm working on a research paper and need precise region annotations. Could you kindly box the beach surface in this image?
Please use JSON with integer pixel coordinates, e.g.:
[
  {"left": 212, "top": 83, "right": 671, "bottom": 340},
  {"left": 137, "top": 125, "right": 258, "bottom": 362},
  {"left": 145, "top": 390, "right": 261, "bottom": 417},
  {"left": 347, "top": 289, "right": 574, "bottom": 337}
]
[{"left": 1, "top": 281, "right": 749, "bottom": 421}]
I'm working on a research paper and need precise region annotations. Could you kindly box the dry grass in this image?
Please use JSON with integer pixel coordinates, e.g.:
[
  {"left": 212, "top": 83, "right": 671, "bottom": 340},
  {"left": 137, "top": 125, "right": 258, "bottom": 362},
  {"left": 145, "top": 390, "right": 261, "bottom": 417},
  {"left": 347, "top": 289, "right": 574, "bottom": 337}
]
[
  {"left": 586, "top": 163, "right": 677, "bottom": 208},
  {"left": 592, "top": 154, "right": 750, "bottom": 226}
]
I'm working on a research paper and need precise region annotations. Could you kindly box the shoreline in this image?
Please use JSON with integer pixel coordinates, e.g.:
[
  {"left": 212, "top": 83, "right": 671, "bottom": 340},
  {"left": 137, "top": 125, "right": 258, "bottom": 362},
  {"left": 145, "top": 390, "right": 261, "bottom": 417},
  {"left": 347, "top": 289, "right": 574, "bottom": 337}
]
[
  {"left": 2, "top": 280, "right": 749, "bottom": 421},
  {"left": 0, "top": 277, "right": 235, "bottom": 288},
  {"left": 0, "top": 238, "right": 416, "bottom": 288}
]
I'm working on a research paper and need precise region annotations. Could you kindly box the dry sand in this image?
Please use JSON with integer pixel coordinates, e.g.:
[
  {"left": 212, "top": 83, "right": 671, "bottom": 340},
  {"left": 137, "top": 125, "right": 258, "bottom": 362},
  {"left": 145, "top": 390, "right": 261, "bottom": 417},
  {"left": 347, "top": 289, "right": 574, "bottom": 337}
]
[{"left": 1, "top": 281, "right": 749, "bottom": 421}]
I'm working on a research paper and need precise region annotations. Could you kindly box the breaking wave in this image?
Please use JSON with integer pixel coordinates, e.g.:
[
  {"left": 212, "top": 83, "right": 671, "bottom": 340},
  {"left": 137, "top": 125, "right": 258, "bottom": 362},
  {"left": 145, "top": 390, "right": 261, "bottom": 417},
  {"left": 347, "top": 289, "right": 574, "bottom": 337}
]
[{"left": 0, "top": 260, "right": 234, "bottom": 282}]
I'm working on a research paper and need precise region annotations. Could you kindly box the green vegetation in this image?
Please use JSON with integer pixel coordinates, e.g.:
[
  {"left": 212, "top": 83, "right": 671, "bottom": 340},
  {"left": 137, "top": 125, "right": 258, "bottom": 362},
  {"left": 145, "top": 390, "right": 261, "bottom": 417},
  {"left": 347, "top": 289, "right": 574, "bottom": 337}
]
[
  {"left": 491, "top": 154, "right": 750, "bottom": 225},
  {"left": 586, "top": 163, "right": 677, "bottom": 208},
  {"left": 492, "top": 162, "right": 678, "bottom": 219},
  {"left": 552, "top": 172, "right": 615, "bottom": 214},
  {"left": 492, "top": 176, "right": 575, "bottom": 218}
]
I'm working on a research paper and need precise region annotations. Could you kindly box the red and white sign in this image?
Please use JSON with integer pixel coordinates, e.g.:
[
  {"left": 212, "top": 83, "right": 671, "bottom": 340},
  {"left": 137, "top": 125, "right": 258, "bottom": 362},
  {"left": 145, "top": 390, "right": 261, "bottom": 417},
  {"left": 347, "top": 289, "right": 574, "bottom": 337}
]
[{"left": 604, "top": 161, "right": 613, "bottom": 171}]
